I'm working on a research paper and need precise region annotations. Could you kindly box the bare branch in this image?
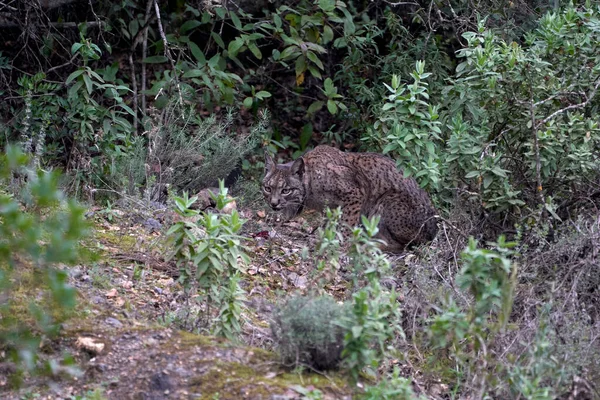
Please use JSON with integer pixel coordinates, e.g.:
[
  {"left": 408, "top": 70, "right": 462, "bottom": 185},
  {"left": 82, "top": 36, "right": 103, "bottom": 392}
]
[
  {"left": 533, "top": 91, "right": 585, "bottom": 107},
  {"left": 153, "top": 0, "right": 183, "bottom": 107},
  {"left": 537, "top": 78, "right": 600, "bottom": 127},
  {"left": 0, "top": 20, "right": 105, "bottom": 28},
  {"left": 141, "top": 0, "right": 153, "bottom": 117},
  {"left": 384, "top": 1, "right": 420, "bottom": 5}
]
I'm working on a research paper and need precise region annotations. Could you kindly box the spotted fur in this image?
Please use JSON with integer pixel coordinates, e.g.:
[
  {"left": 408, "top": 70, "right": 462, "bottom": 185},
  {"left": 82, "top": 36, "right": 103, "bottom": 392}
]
[{"left": 262, "top": 145, "right": 438, "bottom": 252}]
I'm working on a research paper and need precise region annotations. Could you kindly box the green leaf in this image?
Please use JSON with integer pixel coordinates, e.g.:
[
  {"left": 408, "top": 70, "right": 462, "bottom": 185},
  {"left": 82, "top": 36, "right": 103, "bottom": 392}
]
[
  {"left": 71, "top": 42, "right": 84, "bottom": 55},
  {"left": 323, "top": 25, "right": 334, "bottom": 43},
  {"left": 228, "top": 38, "right": 244, "bottom": 57},
  {"left": 323, "top": 78, "right": 335, "bottom": 96},
  {"left": 295, "top": 55, "right": 306, "bottom": 77},
  {"left": 300, "top": 123, "right": 313, "bottom": 149},
  {"left": 143, "top": 55, "right": 168, "bottom": 63},
  {"left": 208, "top": 54, "right": 221, "bottom": 68},
  {"left": 307, "top": 66, "right": 322, "bottom": 79},
  {"left": 119, "top": 103, "right": 135, "bottom": 117},
  {"left": 215, "top": 7, "right": 226, "bottom": 19},
  {"left": 211, "top": 31, "right": 226, "bottom": 49},
  {"left": 273, "top": 14, "right": 282, "bottom": 29},
  {"left": 327, "top": 99, "right": 338, "bottom": 114},
  {"left": 188, "top": 42, "right": 206, "bottom": 65},
  {"left": 306, "top": 51, "right": 324, "bottom": 70},
  {"left": 82, "top": 73, "right": 93, "bottom": 94},
  {"left": 65, "top": 69, "right": 85, "bottom": 85},
  {"left": 342, "top": 8, "right": 355, "bottom": 35},
  {"left": 307, "top": 100, "right": 324, "bottom": 114},
  {"left": 483, "top": 175, "right": 493, "bottom": 189},
  {"left": 154, "top": 95, "right": 168, "bottom": 109},
  {"left": 255, "top": 90, "right": 271, "bottom": 99},
  {"left": 247, "top": 42, "right": 262, "bottom": 59},
  {"left": 230, "top": 12, "right": 242, "bottom": 30},
  {"left": 280, "top": 45, "right": 298, "bottom": 60},
  {"left": 183, "top": 69, "right": 204, "bottom": 78},
  {"left": 318, "top": 0, "right": 336, "bottom": 12},
  {"left": 465, "top": 171, "right": 481, "bottom": 179},
  {"left": 243, "top": 97, "right": 253, "bottom": 108}
]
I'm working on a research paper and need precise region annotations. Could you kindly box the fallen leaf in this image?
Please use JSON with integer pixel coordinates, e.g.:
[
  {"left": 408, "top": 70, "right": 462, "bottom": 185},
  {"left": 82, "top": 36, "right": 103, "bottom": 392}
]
[
  {"left": 105, "top": 288, "right": 118, "bottom": 298},
  {"left": 256, "top": 210, "right": 266, "bottom": 218}
]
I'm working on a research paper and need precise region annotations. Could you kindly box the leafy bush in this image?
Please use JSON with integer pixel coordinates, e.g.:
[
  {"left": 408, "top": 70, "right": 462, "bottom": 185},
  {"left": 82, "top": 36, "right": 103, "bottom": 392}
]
[
  {"left": 271, "top": 295, "right": 348, "bottom": 371},
  {"left": 0, "top": 146, "right": 88, "bottom": 386},
  {"left": 167, "top": 182, "right": 249, "bottom": 341},
  {"left": 5, "top": 36, "right": 134, "bottom": 196},
  {"left": 338, "top": 215, "right": 403, "bottom": 383},
  {"left": 441, "top": 7, "right": 600, "bottom": 215},
  {"left": 305, "top": 209, "right": 404, "bottom": 381},
  {"left": 113, "top": 106, "right": 265, "bottom": 203}
]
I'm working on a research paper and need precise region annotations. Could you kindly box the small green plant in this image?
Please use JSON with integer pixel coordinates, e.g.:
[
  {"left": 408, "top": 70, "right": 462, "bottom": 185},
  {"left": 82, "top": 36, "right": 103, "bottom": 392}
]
[
  {"left": 70, "top": 387, "right": 107, "bottom": 400},
  {"left": 310, "top": 209, "right": 404, "bottom": 383},
  {"left": 360, "top": 366, "right": 422, "bottom": 400},
  {"left": 0, "top": 145, "right": 88, "bottom": 387},
  {"left": 167, "top": 180, "right": 249, "bottom": 341},
  {"left": 291, "top": 385, "right": 324, "bottom": 400},
  {"left": 337, "top": 215, "right": 403, "bottom": 384},
  {"left": 427, "top": 236, "right": 517, "bottom": 396},
  {"left": 312, "top": 207, "right": 344, "bottom": 285},
  {"left": 271, "top": 295, "right": 348, "bottom": 371},
  {"left": 98, "top": 200, "right": 119, "bottom": 222},
  {"left": 373, "top": 61, "right": 442, "bottom": 191}
]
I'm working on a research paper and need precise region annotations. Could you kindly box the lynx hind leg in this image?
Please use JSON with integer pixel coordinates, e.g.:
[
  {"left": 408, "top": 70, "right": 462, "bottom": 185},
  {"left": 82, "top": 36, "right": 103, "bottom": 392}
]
[{"left": 372, "top": 192, "right": 434, "bottom": 252}]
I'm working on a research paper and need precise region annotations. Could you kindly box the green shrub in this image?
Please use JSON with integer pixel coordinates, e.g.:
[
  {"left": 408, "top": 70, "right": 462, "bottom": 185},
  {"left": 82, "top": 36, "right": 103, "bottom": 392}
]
[
  {"left": 360, "top": 366, "right": 423, "bottom": 400},
  {"left": 113, "top": 106, "right": 266, "bottom": 203},
  {"left": 0, "top": 146, "right": 88, "bottom": 386},
  {"left": 271, "top": 295, "right": 348, "bottom": 371},
  {"left": 308, "top": 209, "right": 404, "bottom": 382},
  {"left": 167, "top": 181, "right": 249, "bottom": 341}
]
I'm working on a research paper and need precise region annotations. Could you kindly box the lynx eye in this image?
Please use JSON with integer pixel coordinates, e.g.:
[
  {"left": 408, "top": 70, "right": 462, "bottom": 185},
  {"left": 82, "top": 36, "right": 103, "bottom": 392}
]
[
  {"left": 281, "top": 188, "right": 292, "bottom": 195},
  {"left": 263, "top": 186, "right": 271, "bottom": 193}
]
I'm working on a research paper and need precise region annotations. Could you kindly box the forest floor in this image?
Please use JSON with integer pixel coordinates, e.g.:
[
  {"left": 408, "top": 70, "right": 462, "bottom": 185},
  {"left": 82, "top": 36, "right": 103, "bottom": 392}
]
[{"left": 2, "top": 201, "right": 368, "bottom": 400}]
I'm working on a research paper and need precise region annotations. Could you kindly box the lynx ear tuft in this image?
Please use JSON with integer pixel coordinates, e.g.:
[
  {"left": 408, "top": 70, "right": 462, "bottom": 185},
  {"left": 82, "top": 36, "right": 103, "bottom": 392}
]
[
  {"left": 290, "top": 157, "right": 305, "bottom": 176},
  {"left": 264, "top": 149, "right": 275, "bottom": 173}
]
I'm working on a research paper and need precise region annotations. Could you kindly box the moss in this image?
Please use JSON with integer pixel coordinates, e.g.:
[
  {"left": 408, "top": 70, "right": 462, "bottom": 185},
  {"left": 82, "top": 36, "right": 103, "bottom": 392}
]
[
  {"left": 189, "top": 358, "right": 349, "bottom": 400},
  {"left": 175, "top": 331, "right": 221, "bottom": 348},
  {"left": 91, "top": 225, "right": 137, "bottom": 251}
]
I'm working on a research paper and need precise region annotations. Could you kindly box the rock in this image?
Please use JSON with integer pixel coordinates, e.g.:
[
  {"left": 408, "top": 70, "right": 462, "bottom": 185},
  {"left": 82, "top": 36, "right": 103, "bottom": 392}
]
[
  {"left": 150, "top": 371, "right": 173, "bottom": 391},
  {"left": 68, "top": 266, "right": 83, "bottom": 279},
  {"left": 75, "top": 336, "right": 105, "bottom": 354},
  {"left": 143, "top": 218, "right": 162, "bottom": 231},
  {"left": 288, "top": 272, "right": 308, "bottom": 289},
  {"left": 105, "top": 317, "right": 123, "bottom": 328}
]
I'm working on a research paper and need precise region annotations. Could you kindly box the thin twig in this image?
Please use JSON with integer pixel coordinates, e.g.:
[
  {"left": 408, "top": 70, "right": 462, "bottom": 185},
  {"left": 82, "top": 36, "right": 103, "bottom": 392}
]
[
  {"left": 384, "top": 1, "right": 419, "bottom": 5},
  {"left": 141, "top": 0, "right": 153, "bottom": 117},
  {"left": 153, "top": 0, "right": 183, "bottom": 107},
  {"left": 129, "top": 53, "right": 138, "bottom": 132},
  {"left": 536, "top": 78, "right": 600, "bottom": 127},
  {"left": 529, "top": 84, "right": 543, "bottom": 204}
]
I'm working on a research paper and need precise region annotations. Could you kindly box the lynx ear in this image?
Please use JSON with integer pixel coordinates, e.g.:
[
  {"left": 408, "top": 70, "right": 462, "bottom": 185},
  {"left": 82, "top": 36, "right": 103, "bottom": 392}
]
[
  {"left": 264, "top": 149, "right": 275, "bottom": 173},
  {"left": 290, "top": 157, "right": 305, "bottom": 176}
]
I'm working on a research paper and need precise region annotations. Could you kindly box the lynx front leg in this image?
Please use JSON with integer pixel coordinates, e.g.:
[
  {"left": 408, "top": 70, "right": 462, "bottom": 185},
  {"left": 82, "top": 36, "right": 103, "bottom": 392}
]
[{"left": 337, "top": 190, "right": 365, "bottom": 239}]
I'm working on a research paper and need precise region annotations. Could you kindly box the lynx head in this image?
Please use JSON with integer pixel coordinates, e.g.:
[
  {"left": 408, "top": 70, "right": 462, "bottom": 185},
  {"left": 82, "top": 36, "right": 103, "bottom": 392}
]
[{"left": 262, "top": 150, "right": 306, "bottom": 219}]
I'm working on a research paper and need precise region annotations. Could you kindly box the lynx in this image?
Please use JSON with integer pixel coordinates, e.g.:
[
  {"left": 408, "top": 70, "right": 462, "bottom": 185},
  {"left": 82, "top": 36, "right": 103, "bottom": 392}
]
[{"left": 262, "top": 145, "right": 438, "bottom": 252}]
